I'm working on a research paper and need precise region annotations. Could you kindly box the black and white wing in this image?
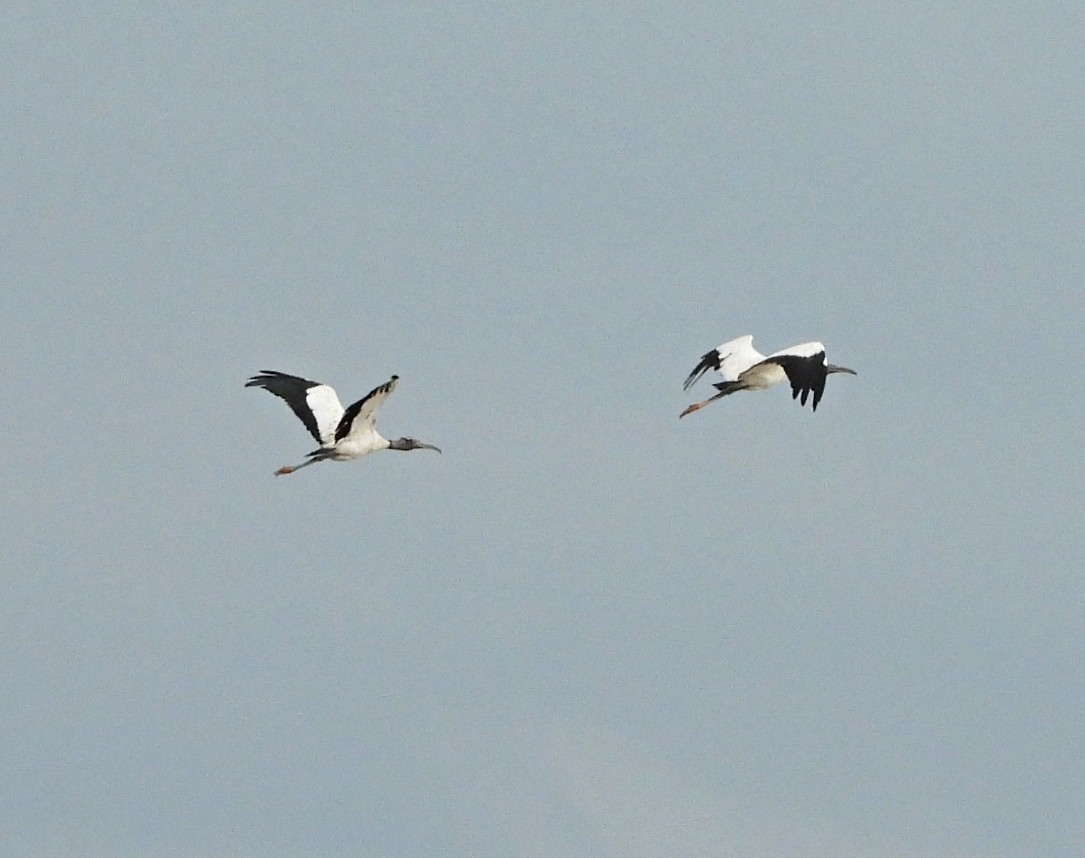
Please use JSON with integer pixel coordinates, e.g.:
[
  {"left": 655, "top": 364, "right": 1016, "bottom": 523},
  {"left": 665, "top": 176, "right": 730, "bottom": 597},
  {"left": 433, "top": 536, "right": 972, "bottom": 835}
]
[
  {"left": 763, "top": 342, "right": 828, "bottom": 410},
  {"left": 246, "top": 370, "right": 346, "bottom": 445},
  {"left": 683, "top": 335, "right": 765, "bottom": 390},
  {"left": 334, "top": 375, "right": 399, "bottom": 443}
]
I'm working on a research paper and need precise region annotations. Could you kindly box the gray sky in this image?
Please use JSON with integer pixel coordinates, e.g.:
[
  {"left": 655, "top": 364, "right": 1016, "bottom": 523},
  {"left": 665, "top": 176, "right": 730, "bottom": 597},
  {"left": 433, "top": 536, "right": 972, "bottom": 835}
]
[{"left": 3, "top": 4, "right": 1084, "bottom": 856}]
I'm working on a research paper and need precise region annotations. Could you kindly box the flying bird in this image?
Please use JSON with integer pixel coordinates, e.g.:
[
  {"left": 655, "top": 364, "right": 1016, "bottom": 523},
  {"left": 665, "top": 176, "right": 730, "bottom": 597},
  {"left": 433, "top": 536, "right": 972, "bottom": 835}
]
[
  {"left": 246, "top": 370, "right": 441, "bottom": 475},
  {"left": 680, "top": 335, "right": 855, "bottom": 417}
]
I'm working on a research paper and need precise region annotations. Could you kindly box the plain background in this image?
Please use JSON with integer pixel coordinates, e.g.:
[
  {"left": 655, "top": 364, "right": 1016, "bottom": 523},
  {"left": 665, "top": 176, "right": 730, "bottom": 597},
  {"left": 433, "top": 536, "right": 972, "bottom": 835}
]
[{"left": 3, "top": 5, "right": 1084, "bottom": 856}]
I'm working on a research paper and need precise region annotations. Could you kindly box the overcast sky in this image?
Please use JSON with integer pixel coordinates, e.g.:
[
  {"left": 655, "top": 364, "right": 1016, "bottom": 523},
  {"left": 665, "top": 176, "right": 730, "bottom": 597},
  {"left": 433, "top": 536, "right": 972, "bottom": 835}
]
[{"left": 3, "top": 4, "right": 1084, "bottom": 857}]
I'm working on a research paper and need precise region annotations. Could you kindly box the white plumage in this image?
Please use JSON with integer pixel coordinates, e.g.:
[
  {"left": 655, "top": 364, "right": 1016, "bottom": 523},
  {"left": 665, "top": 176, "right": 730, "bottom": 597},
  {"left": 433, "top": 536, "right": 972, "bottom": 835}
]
[
  {"left": 246, "top": 371, "right": 440, "bottom": 475},
  {"left": 680, "top": 335, "right": 855, "bottom": 417}
]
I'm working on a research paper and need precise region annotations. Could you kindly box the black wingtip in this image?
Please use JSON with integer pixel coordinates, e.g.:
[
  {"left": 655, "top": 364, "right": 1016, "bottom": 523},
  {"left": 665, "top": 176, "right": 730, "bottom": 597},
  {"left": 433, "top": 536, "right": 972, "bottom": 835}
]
[
  {"left": 245, "top": 370, "right": 287, "bottom": 388},
  {"left": 683, "top": 351, "right": 719, "bottom": 391}
]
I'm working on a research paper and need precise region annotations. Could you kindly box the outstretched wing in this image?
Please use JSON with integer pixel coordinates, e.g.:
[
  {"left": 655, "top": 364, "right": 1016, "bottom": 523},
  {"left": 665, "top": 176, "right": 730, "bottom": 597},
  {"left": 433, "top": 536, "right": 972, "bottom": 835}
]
[
  {"left": 246, "top": 370, "right": 346, "bottom": 445},
  {"left": 683, "top": 335, "right": 764, "bottom": 389},
  {"left": 335, "top": 375, "right": 399, "bottom": 443},
  {"left": 762, "top": 342, "right": 827, "bottom": 411}
]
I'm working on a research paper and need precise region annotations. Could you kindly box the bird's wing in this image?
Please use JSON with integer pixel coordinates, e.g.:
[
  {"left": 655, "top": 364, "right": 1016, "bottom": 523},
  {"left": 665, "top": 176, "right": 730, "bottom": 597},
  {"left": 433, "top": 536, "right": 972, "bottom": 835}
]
[
  {"left": 246, "top": 370, "right": 345, "bottom": 445},
  {"left": 762, "top": 342, "right": 827, "bottom": 410},
  {"left": 683, "top": 335, "right": 763, "bottom": 389},
  {"left": 335, "top": 375, "right": 399, "bottom": 443}
]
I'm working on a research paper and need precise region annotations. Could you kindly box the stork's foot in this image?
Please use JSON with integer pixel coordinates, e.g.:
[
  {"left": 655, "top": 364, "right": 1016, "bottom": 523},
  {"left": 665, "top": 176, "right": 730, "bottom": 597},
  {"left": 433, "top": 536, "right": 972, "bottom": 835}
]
[
  {"left": 274, "top": 466, "right": 295, "bottom": 476},
  {"left": 679, "top": 402, "right": 704, "bottom": 418}
]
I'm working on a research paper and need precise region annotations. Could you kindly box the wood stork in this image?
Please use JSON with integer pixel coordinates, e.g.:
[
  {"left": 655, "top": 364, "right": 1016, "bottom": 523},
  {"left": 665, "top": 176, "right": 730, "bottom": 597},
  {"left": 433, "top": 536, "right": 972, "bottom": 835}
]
[
  {"left": 680, "top": 335, "right": 855, "bottom": 417},
  {"left": 246, "top": 370, "right": 441, "bottom": 475}
]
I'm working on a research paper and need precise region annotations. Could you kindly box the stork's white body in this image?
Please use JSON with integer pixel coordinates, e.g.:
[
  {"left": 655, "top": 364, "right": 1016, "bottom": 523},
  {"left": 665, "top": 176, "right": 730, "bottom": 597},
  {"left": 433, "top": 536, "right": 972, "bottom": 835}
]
[
  {"left": 328, "top": 433, "right": 387, "bottom": 461},
  {"left": 681, "top": 335, "right": 855, "bottom": 416},
  {"left": 246, "top": 371, "right": 440, "bottom": 475},
  {"left": 731, "top": 359, "right": 787, "bottom": 391}
]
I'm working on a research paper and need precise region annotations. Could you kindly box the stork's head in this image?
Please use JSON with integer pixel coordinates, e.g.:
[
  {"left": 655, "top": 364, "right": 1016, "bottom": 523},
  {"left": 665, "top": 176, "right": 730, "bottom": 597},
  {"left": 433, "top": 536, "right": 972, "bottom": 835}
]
[
  {"left": 389, "top": 437, "right": 442, "bottom": 453},
  {"left": 826, "top": 364, "right": 857, "bottom": 375}
]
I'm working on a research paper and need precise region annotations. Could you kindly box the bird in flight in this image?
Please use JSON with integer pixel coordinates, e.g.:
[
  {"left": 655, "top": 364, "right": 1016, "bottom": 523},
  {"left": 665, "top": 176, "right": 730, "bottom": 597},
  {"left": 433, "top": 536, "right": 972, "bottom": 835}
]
[
  {"left": 246, "top": 371, "right": 441, "bottom": 475},
  {"left": 680, "top": 335, "right": 855, "bottom": 417}
]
